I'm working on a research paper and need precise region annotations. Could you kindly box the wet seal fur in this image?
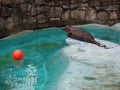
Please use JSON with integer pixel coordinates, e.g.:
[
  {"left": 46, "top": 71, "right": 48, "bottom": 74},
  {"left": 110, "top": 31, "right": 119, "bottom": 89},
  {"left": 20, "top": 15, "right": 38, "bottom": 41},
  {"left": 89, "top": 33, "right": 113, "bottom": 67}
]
[{"left": 63, "top": 25, "right": 109, "bottom": 49}]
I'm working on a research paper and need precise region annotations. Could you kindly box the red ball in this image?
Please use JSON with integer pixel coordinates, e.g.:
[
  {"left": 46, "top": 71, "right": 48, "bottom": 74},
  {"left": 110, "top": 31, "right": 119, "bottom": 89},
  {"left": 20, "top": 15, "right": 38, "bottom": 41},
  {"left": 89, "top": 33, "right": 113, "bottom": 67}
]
[{"left": 12, "top": 50, "right": 24, "bottom": 61}]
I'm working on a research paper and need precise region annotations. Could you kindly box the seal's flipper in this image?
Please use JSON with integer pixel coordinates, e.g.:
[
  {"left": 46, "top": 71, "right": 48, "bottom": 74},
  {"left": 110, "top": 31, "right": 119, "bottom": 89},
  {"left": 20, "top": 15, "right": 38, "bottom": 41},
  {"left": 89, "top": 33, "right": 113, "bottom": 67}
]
[{"left": 100, "top": 44, "right": 110, "bottom": 49}]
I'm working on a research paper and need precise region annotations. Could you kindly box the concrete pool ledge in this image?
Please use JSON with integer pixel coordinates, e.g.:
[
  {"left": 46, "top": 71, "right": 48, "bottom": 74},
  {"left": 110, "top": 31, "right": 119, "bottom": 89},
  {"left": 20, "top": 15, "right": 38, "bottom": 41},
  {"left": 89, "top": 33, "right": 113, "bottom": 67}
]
[
  {"left": 0, "top": 30, "right": 33, "bottom": 40},
  {"left": 57, "top": 38, "right": 120, "bottom": 90},
  {"left": 73, "top": 23, "right": 120, "bottom": 31},
  {"left": 111, "top": 23, "right": 120, "bottom": 31}
]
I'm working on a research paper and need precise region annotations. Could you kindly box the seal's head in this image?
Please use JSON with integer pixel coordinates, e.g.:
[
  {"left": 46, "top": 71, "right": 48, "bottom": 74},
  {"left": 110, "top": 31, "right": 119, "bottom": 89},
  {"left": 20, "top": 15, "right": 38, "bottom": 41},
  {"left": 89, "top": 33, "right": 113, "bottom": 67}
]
[{"left": 63, "top": 25, "right": 71, "bottom": 32}]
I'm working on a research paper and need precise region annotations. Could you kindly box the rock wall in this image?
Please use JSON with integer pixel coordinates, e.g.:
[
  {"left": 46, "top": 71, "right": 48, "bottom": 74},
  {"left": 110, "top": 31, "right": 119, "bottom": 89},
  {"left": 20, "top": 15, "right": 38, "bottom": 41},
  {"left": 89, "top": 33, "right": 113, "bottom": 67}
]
[{"left": 0, "top": 0, "right": 120, "bottom": 38}]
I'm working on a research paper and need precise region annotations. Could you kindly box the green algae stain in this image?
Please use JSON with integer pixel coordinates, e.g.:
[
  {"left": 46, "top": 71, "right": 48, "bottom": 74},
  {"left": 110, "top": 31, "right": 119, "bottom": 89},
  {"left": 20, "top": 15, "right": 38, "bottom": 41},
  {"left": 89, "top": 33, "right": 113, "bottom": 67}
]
[
  {"left": 0, "top": 52, "right": 13, "bottom": 68},
  {"left": 84, "top": 76, "right": 96, "bottom": 81},
  {"left": 24, "top": 42, "right": 66, "bottom": 54}
]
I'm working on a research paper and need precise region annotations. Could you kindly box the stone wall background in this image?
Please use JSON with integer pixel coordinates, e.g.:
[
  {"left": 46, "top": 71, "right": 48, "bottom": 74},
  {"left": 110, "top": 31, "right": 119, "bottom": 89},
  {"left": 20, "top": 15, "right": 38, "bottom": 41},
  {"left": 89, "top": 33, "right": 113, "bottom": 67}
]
[{"left": 0, "top": 0, "right": 120, "bottom": 37}]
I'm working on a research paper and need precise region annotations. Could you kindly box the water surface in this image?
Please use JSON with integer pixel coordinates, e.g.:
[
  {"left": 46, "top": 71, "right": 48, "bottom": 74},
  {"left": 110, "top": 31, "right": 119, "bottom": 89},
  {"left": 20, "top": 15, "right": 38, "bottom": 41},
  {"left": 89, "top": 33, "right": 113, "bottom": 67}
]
[{"left": 0, "top": 25, "right": 119, "bottom": 90}]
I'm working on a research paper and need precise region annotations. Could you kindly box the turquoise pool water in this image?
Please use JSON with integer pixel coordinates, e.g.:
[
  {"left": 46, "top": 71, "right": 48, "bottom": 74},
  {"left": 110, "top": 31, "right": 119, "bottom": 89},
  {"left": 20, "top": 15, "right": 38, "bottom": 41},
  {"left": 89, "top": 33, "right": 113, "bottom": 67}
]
[
  {"left": 80, "top": 25, "right": 120, "bottom": 44},
  {"left": 0, "top": 25, "right": 120, "bottom": 90}
]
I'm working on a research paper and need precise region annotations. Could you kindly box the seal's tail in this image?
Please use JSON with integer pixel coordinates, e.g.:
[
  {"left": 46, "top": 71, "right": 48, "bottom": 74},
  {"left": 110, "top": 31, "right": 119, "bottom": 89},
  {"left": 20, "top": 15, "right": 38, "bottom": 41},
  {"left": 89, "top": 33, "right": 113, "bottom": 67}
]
[
  {"left": 91, "top": 40, "right": 101, "bottom": 46},
  {"left": 92, "top": 40, "right": 109, "bottom": 49}
]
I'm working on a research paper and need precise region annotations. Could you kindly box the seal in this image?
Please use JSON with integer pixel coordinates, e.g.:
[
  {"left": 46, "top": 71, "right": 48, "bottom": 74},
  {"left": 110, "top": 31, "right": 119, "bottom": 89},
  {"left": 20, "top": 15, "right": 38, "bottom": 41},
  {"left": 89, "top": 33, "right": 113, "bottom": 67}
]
[{"left": 63, "top": 25, "right": 108, "bottom": 49}]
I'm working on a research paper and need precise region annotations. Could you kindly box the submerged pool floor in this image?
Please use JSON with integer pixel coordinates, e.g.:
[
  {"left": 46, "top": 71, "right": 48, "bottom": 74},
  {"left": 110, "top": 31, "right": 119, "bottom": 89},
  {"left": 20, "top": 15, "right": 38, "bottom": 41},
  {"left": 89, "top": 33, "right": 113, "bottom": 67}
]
[
  {"left": 0, "top": 25, "right": 119, "bottom": 90},
  {"left": 0, "top": 28, "right": 68, "bottom": 90}
]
